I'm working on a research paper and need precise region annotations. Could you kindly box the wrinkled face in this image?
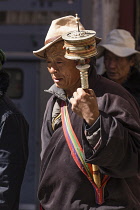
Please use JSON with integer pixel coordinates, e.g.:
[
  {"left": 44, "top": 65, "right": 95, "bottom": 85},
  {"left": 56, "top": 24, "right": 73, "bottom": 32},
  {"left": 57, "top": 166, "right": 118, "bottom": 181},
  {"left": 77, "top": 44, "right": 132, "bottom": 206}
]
[
  {"left": 104, "top": 50, "right": 134, "bottom": 84},
  {"left": 46, "top": 41, "right": 81, "bottom": 96}
]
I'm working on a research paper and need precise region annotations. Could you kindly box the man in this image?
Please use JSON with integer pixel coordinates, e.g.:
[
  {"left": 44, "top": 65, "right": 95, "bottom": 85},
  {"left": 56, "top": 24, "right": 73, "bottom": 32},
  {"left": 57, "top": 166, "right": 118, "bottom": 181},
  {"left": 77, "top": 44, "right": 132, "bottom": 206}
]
[
  {"left": 0, "top": 49, "right": 29, "bottom": 209},
  {"left": 97, "top": 29, "right": 140, "bottom": 105},
  {"left": 33, "top": 16, "right": 140, "bottom": 210}
]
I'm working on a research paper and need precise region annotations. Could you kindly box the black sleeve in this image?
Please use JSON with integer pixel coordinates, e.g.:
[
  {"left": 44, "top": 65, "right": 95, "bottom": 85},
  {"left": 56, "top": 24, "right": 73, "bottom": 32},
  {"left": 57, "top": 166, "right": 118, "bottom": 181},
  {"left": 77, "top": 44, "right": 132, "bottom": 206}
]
[
  {"left": 0, "top": 112, "right": 29, "bottom": 210},
  {"left": 83, "top": 110, "right": 140, "bottom": 178}
]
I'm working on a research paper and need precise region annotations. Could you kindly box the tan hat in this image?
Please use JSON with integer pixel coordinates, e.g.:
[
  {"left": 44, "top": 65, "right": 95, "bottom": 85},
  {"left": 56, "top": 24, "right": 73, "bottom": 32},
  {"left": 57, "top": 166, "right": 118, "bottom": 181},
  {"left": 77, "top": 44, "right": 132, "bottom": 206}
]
[
  {"left": 33, "top": 15, "right": 101, "bottom": 59},
  {"left": 97, "top": 29, "right": 140, "bottom": 60}
]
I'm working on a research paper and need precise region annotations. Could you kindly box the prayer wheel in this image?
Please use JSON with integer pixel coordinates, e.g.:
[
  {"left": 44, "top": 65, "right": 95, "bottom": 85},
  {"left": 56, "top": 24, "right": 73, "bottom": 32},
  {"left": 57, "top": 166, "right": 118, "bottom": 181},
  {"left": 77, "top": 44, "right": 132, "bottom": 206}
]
[{"left": 62, "top": 14, "right": 101, "bottom": 188}]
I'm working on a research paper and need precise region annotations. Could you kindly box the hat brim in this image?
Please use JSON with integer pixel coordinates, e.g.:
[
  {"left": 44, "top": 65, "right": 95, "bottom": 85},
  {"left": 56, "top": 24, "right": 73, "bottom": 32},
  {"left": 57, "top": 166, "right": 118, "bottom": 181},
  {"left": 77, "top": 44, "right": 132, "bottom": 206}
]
[
  {"left": 33, "top": 36, "right": 62, "bottom": 59},
  {"left": 97, "top": 44, "right": 140, "bottom": 61},
  {"left": 33, "top": 36, "right": 101, "bottom": 59}
]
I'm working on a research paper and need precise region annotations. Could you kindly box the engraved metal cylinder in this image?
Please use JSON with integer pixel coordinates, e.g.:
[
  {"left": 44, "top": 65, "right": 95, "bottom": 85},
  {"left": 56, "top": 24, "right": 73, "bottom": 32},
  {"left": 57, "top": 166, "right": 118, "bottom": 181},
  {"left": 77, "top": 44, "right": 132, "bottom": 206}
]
[{"left": 76, "top": 64, "right": 90, "bottom": 89}]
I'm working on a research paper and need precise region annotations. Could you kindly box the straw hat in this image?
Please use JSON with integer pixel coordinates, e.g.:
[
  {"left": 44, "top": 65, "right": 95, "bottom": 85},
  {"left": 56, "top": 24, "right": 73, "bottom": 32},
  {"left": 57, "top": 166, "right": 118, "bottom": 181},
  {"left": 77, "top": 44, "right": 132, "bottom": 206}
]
[
  {"left": 97, "top": 29, "right": 140, "bottom": 60},
  {"left": 33, "top": 15, "right": 101, "bottom": 59}
]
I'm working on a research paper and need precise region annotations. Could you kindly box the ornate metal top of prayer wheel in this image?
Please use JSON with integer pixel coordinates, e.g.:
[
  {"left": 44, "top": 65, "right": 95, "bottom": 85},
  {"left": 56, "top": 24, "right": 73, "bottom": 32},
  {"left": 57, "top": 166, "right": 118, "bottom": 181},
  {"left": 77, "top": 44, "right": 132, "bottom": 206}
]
[{"left": 62, "top": 14, "right": 98, "bottom": 60}]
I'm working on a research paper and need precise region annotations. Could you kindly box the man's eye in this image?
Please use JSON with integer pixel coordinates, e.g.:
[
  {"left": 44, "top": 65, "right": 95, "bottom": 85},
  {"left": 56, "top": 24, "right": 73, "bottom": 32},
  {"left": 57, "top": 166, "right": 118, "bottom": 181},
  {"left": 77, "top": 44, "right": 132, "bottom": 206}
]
[
  {"left": 47, "top": 61, "right": 52, "bottom": 66},
  {"left": 57, "top": 61, "right": 62, "bottom": 64}
]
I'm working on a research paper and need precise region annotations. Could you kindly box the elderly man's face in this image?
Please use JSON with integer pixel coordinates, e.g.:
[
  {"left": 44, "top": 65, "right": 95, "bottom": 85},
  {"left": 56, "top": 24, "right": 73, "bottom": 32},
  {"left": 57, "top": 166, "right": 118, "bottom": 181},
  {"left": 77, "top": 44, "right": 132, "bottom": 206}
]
[
  {"left": 46, "top": 41, "right": 81, "bottom": 97},
  {"left": 104, "top": 51, "right": 134, "bottom": 84}
]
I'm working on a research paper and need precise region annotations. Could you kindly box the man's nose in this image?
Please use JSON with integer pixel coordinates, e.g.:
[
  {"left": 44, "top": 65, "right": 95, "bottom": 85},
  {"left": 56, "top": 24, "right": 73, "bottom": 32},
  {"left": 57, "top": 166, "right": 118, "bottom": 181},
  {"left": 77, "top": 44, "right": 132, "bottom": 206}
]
[
  {"left": 108, "top": 59, "right": 117, "bottom": 68},
  {"left": 50, "top": 63, "right": 58, "bottom": 73}
]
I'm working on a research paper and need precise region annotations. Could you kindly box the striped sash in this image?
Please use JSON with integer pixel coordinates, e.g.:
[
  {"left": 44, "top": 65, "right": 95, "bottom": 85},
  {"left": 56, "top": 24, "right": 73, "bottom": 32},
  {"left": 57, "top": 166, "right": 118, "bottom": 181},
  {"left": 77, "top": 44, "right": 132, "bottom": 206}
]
[{"left": 61, "top": 100, "right": 110, "bottom": 205}]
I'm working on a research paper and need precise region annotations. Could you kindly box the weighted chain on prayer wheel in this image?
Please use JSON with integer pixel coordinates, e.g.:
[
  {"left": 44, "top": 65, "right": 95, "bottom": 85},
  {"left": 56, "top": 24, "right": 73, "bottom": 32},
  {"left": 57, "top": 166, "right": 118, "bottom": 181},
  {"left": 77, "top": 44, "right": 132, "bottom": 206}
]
[{"left": 62, "top": 14, "right": 101, "bottom": 189}]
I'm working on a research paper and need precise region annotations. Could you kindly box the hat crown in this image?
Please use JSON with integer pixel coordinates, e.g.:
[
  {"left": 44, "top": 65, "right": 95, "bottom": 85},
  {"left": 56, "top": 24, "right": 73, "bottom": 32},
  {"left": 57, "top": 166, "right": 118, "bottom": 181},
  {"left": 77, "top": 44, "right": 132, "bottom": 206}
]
[
  {"left": 105, "top": 29, "right": 135, "bottom": 49},
  {"left": 33, "top": 15, "right": 101, "bottom": 59},
  {"left": 45, "top": 15, "right": 85, "bottom": 41}
]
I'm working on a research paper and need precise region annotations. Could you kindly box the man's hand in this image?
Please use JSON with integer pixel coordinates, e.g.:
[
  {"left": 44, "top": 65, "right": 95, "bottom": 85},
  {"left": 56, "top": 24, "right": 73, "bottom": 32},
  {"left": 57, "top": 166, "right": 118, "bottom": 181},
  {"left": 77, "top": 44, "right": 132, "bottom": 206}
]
[{"left": 70, "top": 88, "right": 100, "bottom": 126}]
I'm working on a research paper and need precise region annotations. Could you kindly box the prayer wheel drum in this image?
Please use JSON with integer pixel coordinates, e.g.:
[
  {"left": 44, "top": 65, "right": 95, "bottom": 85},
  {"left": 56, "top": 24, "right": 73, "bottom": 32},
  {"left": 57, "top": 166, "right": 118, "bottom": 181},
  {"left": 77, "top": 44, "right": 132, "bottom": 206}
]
[{"left": 62, "top": 30, "right": 98, "bottom": 60}]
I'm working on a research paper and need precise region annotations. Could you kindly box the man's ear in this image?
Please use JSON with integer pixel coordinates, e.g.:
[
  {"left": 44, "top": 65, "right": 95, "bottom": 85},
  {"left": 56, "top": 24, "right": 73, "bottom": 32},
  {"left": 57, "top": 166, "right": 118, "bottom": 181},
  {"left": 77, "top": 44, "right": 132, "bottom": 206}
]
[
  {"left": 85, "top": 58, "right": 90, "bottom": 64},
  {"left": 130, "top": 56, "right": 136, "bottom": 67}
]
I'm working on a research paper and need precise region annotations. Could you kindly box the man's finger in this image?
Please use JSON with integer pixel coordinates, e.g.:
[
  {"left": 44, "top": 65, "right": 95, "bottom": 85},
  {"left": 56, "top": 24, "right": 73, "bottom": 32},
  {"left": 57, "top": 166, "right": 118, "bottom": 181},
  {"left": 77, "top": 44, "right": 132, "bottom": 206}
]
[{"left": 87, "top": 89, "right": 95, "bottom": 96}]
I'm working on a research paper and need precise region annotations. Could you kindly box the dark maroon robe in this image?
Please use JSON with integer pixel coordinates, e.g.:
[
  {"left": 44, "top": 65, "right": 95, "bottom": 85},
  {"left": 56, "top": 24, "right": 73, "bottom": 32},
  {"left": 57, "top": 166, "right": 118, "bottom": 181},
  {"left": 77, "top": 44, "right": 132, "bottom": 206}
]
[{"left": 39, "top": 67, "right": 140, "bottom": 210}]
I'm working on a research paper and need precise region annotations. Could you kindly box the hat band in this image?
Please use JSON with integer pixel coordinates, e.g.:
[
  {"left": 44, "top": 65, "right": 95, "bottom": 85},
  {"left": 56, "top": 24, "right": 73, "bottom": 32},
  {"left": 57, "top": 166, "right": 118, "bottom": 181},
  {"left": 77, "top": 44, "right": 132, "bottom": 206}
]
[{"left": 44, "top": 35, "right": 61, "bottom": 45}]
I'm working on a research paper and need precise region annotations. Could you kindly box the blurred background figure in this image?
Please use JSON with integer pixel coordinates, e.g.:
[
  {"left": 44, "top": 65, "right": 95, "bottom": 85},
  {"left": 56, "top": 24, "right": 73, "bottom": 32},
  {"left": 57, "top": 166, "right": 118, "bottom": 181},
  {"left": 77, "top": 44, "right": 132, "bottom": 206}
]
[
  {"left": 0, "top": 49, "right": 29, "bottom": 210},
  {"left": 97, "top": 29, "right": 140, "bottom": 106}
]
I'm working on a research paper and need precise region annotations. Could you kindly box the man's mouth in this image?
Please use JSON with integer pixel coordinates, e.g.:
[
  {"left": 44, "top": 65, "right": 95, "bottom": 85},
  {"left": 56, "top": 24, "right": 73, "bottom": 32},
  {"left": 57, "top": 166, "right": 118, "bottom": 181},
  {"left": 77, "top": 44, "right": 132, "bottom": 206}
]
[
  {"left": 53, "top": 77, "right": 62, "bottom": 82},
  {"left": 107, "top": 71, "right": 117, "bottom": 76}
]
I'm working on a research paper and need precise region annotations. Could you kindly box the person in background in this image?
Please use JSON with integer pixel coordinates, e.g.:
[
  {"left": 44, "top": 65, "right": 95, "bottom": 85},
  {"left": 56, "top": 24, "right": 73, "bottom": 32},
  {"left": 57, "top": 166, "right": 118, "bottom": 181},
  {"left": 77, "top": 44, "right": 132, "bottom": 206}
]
[
  {"left": 97, "top": 29, "right": 140, "bottom": 105},
  {"left": 33, "top": 16, "right": 140, "bottom": 210},
  {"left": 0, "top": 49, "right": 29, "bottom": 210}
]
